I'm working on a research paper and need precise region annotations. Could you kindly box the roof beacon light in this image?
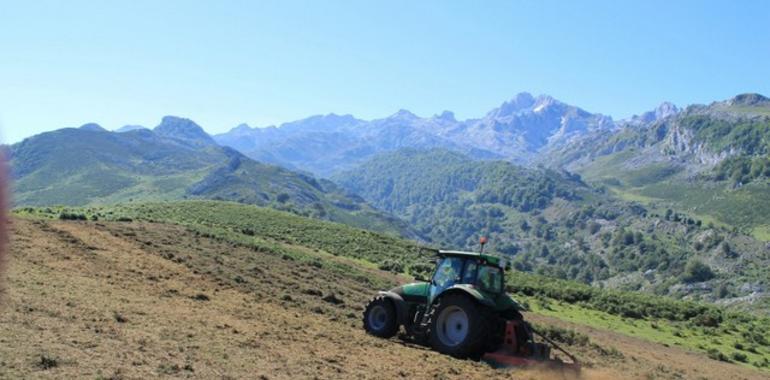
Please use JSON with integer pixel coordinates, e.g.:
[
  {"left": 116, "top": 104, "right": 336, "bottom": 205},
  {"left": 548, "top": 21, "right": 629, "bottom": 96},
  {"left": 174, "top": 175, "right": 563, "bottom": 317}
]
[{"left": 479, "top": 236, "right": 488, "bottom": 254}]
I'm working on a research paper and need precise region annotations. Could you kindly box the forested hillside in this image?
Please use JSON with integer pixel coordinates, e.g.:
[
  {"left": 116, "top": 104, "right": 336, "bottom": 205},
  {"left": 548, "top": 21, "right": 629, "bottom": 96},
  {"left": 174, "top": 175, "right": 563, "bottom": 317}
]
[{"left": 334, "top": 149, "right": 770, "bottom": 312}]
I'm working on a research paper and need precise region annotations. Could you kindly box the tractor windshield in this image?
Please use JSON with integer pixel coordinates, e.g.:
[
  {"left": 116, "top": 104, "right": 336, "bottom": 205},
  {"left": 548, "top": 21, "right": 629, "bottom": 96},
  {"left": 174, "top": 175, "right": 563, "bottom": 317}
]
[{"left": 476, "top": 265, "right": 503, "bottom": 293}]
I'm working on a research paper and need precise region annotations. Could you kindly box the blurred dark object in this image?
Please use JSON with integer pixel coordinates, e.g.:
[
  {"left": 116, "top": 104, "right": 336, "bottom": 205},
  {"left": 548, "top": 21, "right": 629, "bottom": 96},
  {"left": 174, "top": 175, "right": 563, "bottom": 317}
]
[{"left": 0, "top": 149, "right": 7, "bottom": 295}]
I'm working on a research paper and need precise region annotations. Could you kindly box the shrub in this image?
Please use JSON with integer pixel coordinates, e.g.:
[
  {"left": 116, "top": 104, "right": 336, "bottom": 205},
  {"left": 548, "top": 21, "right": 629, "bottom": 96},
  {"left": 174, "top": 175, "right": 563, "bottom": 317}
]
[
  {"left": 378, "top": 259, "right": 404, "bottom": 273},
  {"left": 731, "top": 352, "right": 748, "bottom": 363},
  {"left": 681, "top": 260, "right": 715, "bottom": 283},
  {"left": 59, "top": 212, "right": 86, "bottom": 220},
  {"left": 37, "top": 354, "right": 59, "bottom": 370},
  {"left": 113, "top": 312, "right": 128, "bottom": 323},
  {"left": 706, "top": 348, "right": 730, "bottom": 362},
  {"left": 192, "top": 293, "right": 210, "bottom": 301},
  {"left": 692, "top": 309, "right": 722, "bottom": 327}
]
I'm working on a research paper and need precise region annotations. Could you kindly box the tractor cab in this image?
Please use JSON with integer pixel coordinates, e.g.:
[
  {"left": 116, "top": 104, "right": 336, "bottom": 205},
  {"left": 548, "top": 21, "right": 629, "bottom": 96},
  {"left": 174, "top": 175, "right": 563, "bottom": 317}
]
[{"left": 428, "top": 250, "right": 506, "bottom": 306}]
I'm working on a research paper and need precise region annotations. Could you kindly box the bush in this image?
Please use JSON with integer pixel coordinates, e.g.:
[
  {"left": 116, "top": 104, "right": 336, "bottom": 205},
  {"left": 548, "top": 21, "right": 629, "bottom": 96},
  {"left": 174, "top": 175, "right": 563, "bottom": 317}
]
[
  {"left": 37, "top": 354, "right": 59, "bottom": 370},
  {"left": 191, "top": 293, "right": 210, "bottom": 301},
  {"left": 731, "top": 352, "right": 748, "bottom": 363},
  {"left": 681, "top": 260, "right": 715, "bottom": 283},
  {"left": 378, "top": 259, "right": 404, "bottom": 273},
  {"left": 692, "top": 309, "right": 722, "bottom": 327},
  {"left": 59, "top": 212, "right": 86, "bottom": 220},
  {"left": 706, "top": 348, "right": 730, "bottom": 362}
]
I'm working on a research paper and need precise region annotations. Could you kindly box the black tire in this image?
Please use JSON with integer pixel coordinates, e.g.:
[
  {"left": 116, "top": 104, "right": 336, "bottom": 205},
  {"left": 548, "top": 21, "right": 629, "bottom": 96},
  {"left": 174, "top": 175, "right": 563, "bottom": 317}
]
[
  {"left": 428, "top": 293, "right": 489, "bottom": 358},
  {"left": 363, "top": 296, "right": 398, "bottom": 338}
]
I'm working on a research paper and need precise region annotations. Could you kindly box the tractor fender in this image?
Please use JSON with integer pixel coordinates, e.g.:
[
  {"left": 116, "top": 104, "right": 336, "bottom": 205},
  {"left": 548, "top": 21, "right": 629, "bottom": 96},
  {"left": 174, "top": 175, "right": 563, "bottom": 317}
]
[
  {"left": 434, "top": 285, "right": 496, "bottom": 308},
  {"left": 377, "top": 291, "right": 410, "bottom": 326}
]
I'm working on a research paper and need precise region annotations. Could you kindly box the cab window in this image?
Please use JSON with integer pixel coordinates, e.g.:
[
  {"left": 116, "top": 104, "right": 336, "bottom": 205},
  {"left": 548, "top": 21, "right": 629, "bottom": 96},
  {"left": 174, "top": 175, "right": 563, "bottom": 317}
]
[
  {"left": 477, "top": 265, "right": 503, "bottom": 293},
  {"left": 432, "top": 257, "right": 464, "bottom": 288}
]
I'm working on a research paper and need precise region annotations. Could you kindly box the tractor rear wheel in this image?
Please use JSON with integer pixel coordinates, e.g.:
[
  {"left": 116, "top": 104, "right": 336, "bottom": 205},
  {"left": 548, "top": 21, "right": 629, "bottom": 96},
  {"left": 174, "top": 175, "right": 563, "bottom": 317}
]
[
  {"left": 363, "top": 296, "right": 398, "bottom": 338},
  {"left": 428, "top": 294, "right": 489, "bottom": 358}
]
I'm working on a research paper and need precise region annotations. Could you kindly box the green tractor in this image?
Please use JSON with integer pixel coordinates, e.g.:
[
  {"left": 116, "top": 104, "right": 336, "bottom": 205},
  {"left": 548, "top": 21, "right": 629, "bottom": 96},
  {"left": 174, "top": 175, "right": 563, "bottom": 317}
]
[{"left": 363, "top": 246, "right": 579, "bottom": 368}]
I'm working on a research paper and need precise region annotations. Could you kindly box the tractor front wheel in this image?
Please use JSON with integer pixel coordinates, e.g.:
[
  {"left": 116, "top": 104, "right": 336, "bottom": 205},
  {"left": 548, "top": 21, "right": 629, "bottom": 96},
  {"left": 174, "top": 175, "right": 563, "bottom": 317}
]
[
  {"left": 428, "top": 294, "right": 489, "bottom": 358},
  {"left": 363, "top": 296, "right": 398, "bottom": 338}
]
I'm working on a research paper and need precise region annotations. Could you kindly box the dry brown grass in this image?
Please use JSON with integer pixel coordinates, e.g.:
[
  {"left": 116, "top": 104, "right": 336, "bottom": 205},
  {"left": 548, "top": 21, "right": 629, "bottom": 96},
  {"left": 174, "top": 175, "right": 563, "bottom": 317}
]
[{"left": 0, "top": 218, "right": 765, "bottom": 379}]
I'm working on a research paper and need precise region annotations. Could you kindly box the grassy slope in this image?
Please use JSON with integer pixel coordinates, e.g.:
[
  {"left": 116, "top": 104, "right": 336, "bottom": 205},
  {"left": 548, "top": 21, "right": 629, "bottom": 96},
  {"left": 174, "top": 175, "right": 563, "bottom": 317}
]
[
  {"left": 4, "top": 216, "right": 768, "bottom": 379},
  {"left": 11, "top": 201, "right": 770, "bottom": 374}
]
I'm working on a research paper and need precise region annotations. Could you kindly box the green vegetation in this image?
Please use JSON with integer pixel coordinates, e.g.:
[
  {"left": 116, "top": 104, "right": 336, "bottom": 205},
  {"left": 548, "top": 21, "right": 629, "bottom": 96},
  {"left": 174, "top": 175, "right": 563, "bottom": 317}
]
[
  {"left": 509, "top": 272, "right": 770, "bottom": 371},
  {"left": 682, "top": 115, "right": 770, "bottom": 155}
]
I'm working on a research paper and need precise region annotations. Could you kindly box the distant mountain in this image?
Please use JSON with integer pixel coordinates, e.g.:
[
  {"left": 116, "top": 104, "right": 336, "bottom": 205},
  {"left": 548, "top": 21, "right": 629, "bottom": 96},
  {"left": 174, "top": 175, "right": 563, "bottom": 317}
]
[
  {"left": 9, "top": 117, "right": 417, "bottom": 238},
  {"left": 333, "top": 148, "right": 770, "bottom": 309},
  {"left": 214, "top": 92, "right": 616, "bottom": 176}
]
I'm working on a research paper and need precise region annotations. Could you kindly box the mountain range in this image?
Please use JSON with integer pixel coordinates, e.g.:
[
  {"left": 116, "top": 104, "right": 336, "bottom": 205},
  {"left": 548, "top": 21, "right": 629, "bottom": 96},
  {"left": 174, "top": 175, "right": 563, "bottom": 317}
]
[{"left": 213, "top": 92, "right": 618, "bottom": 176}]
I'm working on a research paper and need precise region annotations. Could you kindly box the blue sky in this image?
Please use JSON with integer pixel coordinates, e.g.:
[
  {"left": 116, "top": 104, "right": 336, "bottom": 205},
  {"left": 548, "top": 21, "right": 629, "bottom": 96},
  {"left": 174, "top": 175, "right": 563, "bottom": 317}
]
[{"left": 1, "top": 0, "right": 769, "bottom": 143}]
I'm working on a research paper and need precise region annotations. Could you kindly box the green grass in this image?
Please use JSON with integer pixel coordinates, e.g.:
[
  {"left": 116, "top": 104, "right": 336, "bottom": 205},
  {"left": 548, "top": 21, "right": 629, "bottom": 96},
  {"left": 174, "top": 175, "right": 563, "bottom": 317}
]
[
  {"left": 638, "top": 180, "right": 770, "bottom": 235},
  {"left": 751, "top": 225, "right": 770, "bottom": 241},
  {"left": 521, "top": 295, "right": 770, "bottom": 371}
]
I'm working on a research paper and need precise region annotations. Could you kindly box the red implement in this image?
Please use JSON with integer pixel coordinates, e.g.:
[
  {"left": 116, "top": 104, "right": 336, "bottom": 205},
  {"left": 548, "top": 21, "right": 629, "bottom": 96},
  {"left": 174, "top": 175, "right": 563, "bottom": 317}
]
[{"left": 482, "top": 320, "right": 580, "bottom": 372}]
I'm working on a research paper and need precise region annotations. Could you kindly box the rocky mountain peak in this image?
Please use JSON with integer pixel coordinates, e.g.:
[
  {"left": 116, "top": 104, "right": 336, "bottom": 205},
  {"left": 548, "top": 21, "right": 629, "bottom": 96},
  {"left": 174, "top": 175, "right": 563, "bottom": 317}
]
[
  {"left": 434, "top": 110, "right": 456, "bottom": 122},
  {"left": 154, "top": 116, "right": 215, "bottom": 146},
  {"left": 389, "top": 109, "right": 419, "bottom": 120},
  {"left": 654, "top": 102, "right": 680, "bottom": 119},
  {"left": 232, "top": 123, "right": 253, "bottom": 133},
  {"left": 625, "top": 101, "right": 680, "bottom": 126},
  {"left": 489, "top": 92, "right": 536, "bottom": 118},
  {"left": 729, "top": 93, "right": 770, "bottom": 106}
]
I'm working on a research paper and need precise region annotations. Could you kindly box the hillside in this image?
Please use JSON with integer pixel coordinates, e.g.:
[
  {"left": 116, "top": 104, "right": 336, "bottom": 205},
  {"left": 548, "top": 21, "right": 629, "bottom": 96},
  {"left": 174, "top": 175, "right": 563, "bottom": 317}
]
[
  {"left": 213, "top": 93, "right": 615, "bottom": 176},
  {"left": 547, "top": 94, "right": 770, "bottom": 239},
  {"left": 333, "top": 149, "right": 770, "bottom": 312},
  {"left": 8, "top": 117, "right": 415, "bottom": 238},
  {"left": 4, "top": 203, "right": 769, "bottom": 379}
]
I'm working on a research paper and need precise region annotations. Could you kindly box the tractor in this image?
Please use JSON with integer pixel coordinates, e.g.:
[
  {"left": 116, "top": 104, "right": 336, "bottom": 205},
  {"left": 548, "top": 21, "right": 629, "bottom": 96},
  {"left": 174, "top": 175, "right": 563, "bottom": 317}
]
[{"left": 362, "top": 243, "right": 579, "bottom": 369}]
